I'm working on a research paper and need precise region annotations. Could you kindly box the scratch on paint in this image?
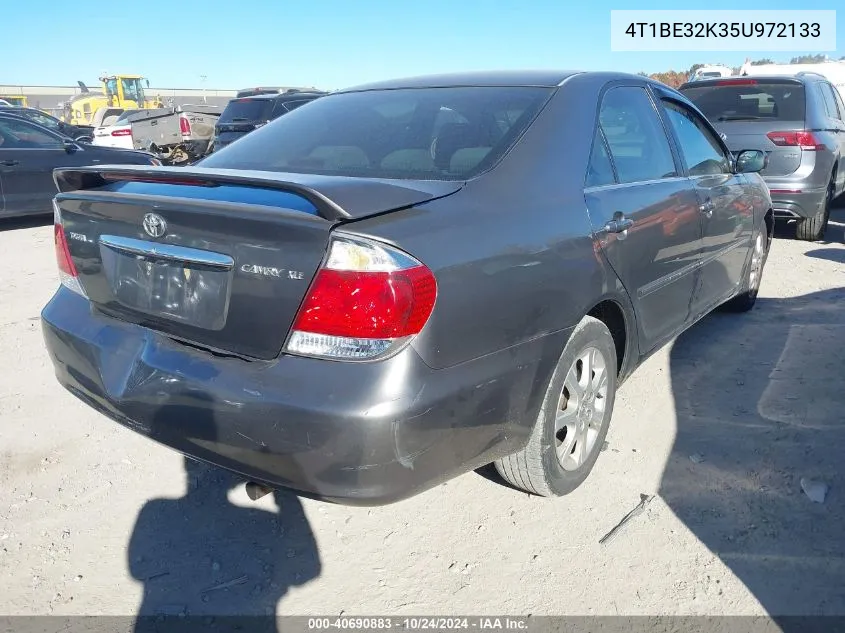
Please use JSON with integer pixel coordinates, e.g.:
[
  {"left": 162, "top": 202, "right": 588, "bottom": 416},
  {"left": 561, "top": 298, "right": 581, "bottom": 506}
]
[{"left": 236, "top": 431, "right": 266, "bottom": 447}]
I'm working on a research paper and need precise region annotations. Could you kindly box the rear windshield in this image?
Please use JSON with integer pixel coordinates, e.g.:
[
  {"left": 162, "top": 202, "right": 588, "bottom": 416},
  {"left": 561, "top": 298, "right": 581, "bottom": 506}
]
[
  {"left": 681, "top": 82, "right": 806, "bottom": 122},
  {"left": 219, "top": 98, "right": 275, "bottom": 123},
  {"left": 200, "top": 86, "right": 553, "bottom": 181}
]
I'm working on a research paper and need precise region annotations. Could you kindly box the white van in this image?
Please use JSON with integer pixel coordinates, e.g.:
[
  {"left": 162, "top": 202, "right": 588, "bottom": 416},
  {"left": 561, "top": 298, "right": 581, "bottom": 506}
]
[{"left": 688, "top": 65, "right": 734, "bottom": 82}]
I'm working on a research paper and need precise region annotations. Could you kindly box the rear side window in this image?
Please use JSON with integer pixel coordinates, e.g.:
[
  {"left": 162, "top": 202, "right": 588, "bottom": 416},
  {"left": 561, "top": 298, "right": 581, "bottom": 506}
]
[
  {"left": 681, "top": 82, "right": 806, "bottom": 122},
  {"left": 834, "top": 89, "right": 845, "bottom": 121},
  {"left": 819, "top": 83, "right": 842, "bottom": 119},
  {"left": 200, "top": 86, "right": 553, "bottom": 181},
  {"left": 661, "top": 100, "right": 730, "bottom": 176},
  {"left": 598, "top": 86, "right": 677, "bottom": 184},
  {"left": 282, "top": 98, "right": 317, "bottom": 113},
  {"left": 219, "top": 99, "right": 274, "bottom": 123},
  {"left": 585, "top": 129, "right": 616, "bottom": 187}
]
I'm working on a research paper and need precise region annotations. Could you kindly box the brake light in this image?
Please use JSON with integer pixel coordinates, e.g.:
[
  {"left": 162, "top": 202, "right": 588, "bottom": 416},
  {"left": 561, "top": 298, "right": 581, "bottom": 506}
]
[
  {"left": 715, "top": 79, "right": 757, "bottom": 86},
  {"left": 179, "top": 115, "right": 191, "bottom": 136},
  {"left": 286, "top": 236, "right": 437, "bottom": 360},
  {"left": 100, "top": 173, "right": 215, "bottom": 187},
  {"left": 52, "top": 200, "right": 85, "bottom": 297},
  {"left": 111, "top": 128, "right": 132, "bottom": 137},
  {"left": 767, "top": 131, "right": 825, "bottom": 151}
]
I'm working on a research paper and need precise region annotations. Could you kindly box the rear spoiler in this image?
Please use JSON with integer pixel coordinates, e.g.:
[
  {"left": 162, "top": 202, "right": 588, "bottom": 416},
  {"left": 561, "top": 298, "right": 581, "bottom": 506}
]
[
  {"left": 54, "top": 165, "right": 351, "bottom": 221},
  {"left": 53, "top": 165, "right": 464, "bottom": 222}
]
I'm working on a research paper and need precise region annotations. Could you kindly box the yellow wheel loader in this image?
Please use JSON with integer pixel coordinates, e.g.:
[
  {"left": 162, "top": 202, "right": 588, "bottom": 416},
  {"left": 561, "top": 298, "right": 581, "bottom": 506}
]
[{"left": 62, "top": 75, "right": 164, "bottom": 125}]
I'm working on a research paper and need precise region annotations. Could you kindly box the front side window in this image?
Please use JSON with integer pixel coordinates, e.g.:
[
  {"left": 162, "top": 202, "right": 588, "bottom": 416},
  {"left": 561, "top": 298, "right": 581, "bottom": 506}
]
[
  {"left": 0, "top": 118, "right": 63, "bottom": 148},
  {"left": 598, "top": 86, "right": 677, "bottom": 184},
  {"left": 661, "top": 100, "right": 730, "bottom": 176},
  {"left": 200, "top": 86, "right": 553, "bottom": 180}
]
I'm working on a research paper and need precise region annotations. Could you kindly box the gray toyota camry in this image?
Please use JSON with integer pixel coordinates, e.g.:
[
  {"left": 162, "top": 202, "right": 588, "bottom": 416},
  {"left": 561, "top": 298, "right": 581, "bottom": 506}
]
[{"left": 42, "top": 71, "right": 773, "bottom": 505}]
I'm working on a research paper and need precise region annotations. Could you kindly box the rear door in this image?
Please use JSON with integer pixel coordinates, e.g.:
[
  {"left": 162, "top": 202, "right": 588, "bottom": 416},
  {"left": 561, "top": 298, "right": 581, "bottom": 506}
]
[
  {"left": 680, "top": 79, "right": 808, "bottom": 178},
  {"left": 658, "top": 97, "right": 752, "bottom": 313},
  {"left": 584, "top": 84, "right": 703, "bottom": 353}
]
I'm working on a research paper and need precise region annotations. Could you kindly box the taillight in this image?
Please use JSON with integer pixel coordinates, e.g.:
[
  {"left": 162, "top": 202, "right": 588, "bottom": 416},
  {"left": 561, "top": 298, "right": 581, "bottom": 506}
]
[
  {"left": 767, "top": 130, "right": 825, "bottom": 151},
  {"left": 285, "top": 236, "right": 437, "bottom": 361},
  {"left": 179, "top": 115, "right": 191, "bottom": 136},
  {"left": 715, "top": 79, "right": 757, "bottom": 86},
  {"left": 52, "top": 200, "right": 85, "bottom": 297},
  {"left": 111, "top": 128, "right": 132, "bottom": 137}
]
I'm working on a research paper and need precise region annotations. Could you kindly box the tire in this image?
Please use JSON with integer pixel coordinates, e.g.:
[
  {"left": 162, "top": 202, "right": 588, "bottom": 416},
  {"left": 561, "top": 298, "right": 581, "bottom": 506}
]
[
  {"left": 795, "top": 178, "right": 835, "bottom": 241},
  {"left": 722, "top": 222, "right": 770, "bottom": 313},
  {"left": 495, "top": 316, "right": 617, "bottom": 497}
]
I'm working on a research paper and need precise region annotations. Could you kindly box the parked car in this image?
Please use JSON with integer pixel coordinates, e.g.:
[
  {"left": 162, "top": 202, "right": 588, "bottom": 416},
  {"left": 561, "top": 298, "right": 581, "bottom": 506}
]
[
  {"left": 209, "top": 91, "right": 325, "bottom": 152},
  {"left": 0, "top": 106, "right": 95, "bottom": 142},
  {"left": 42, "top": 71, "right": 772, "bottom": 505},
  {"left": 0, "top": 113, "right": 160, "bottom": 218},
  {"left": 679, "top": 74, "right": 845, "bottom": 241},
  {"left": 92, "top": 105, "right": 220, "bottom": 164}
]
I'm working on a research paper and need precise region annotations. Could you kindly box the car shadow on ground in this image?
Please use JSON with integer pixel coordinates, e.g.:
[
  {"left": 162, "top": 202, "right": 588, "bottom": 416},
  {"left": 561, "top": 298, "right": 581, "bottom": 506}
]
[
  {"left": 128, "top": 397, "right": 321, "bottom": 632},
  {"left": 0, "top": 214, "right": 52, "bottom": 232},
  {"left": 663, "top": 287, "right": 845, "bottom": 624}
]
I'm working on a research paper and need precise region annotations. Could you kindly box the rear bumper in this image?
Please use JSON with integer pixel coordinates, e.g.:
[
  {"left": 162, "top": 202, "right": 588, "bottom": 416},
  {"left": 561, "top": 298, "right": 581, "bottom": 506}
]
[
  {"left": 765, "top": 185, "right": 826, "bottom": 220},
  {"left": 41, "top": 288, "right": 564, "bottom": 505}
]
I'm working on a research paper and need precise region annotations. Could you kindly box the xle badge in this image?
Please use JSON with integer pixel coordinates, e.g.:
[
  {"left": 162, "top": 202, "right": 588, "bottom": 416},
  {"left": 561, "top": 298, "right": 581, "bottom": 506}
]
[{"left": 241, "top": 264, "right": 305, "bottom": 280}]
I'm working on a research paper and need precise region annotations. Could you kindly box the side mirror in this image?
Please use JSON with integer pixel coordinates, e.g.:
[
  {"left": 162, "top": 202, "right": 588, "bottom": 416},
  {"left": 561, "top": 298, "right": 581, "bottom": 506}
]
[
  {"left": 63, "top": 139, "right": 79, "bottom": 154},
  {"left": 734, "top": 149, "right": 766, "bottom": 174}
]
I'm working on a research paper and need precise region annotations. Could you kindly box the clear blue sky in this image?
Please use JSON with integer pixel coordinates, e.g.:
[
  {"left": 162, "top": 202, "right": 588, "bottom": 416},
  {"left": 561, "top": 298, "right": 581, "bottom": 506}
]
[{"left": 4, "top": 0, "right": 842, "bottom": 89}]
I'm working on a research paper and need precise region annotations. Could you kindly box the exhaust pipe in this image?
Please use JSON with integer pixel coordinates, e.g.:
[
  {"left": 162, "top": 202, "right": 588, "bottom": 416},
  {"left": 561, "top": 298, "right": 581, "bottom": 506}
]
[{"left": 245, "top": 481, "right": 273, "bottom": 501}]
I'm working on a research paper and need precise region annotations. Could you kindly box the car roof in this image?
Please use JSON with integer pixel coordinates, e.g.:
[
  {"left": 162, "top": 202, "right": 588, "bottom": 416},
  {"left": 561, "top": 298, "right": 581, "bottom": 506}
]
[
  {"left": 0, "top": 106, "right": 54, "bottom": 116},
  {"left": 233, "top": 91, "right": 326, "bottom": 102},
  {"left": 337, "top": 70, "right": 584, "bottom": 92},
  {"left": 0, "top": 111, "right": 62, "bottom": 133},
  {"left": 678, "top": 75, "right": 811, "bottom": 90}
]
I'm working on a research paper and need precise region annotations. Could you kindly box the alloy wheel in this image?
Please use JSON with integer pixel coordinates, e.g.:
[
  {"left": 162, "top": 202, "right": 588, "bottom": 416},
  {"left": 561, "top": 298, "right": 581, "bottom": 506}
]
[{"left": 555, "top": 347, "right": 609, "bottom": 471}]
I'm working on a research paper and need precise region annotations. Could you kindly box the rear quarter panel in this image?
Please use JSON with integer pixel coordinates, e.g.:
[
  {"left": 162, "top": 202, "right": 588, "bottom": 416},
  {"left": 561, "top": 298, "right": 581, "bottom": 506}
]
[{"left": 344, "top": 78, "right": 632, "bottom": 372}]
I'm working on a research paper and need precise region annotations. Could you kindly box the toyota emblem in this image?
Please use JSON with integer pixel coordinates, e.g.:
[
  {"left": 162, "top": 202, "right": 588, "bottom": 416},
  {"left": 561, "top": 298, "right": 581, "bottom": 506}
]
[{"left": 142, "top": 213, "right": 167, "bottom": 238}]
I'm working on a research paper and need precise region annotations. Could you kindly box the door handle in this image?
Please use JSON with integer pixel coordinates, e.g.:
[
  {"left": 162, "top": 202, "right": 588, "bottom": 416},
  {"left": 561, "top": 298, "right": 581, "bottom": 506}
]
[
  {"left": 603, "top": 217, "right": 634, "bottom": 233},
  {"left": 0, "top": 160, "right": 19, "bottom": 166},
  {"left": 700, "top": 199, "right": 715, "bottom": 218}
]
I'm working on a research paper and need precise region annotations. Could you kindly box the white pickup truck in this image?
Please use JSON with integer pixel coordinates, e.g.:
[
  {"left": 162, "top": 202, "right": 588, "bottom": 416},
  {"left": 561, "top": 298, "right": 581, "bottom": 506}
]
[{"left": 92, "top": 105, "right": 220, "bottom": 164}]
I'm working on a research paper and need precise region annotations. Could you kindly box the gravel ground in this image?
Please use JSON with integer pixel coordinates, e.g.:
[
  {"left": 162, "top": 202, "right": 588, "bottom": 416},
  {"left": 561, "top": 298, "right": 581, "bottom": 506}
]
[{"left": 1, "top": 205, "right": 844, "bottom": 618}]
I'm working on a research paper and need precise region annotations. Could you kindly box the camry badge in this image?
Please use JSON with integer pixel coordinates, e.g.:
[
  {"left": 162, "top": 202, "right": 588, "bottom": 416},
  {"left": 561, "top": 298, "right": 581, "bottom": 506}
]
[{"left": 143, "top": 213, "right": 167, "bottom": 238}]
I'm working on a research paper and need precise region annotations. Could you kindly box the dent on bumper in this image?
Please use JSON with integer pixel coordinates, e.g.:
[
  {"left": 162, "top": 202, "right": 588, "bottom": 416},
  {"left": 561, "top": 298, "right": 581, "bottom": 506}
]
[{"left": 41, "top": 288, "right": 566, "bottom": 505}]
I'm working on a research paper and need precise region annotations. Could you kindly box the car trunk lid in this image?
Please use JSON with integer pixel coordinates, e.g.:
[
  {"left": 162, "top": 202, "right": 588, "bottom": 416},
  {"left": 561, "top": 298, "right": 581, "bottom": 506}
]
[{"left": 53, "top": 165, "right": 461, "bottom": 359}]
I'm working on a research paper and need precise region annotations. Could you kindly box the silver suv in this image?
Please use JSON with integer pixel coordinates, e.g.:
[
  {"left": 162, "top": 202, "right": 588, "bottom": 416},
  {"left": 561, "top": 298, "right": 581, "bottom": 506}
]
[{"left": 680, "top": 74, "right": 845, "bottom": 241}]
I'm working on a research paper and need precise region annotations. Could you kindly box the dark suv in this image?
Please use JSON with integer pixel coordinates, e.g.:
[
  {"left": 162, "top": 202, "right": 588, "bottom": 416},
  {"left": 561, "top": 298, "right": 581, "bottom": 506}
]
[
  {"left": 680, "top": 74, "right": 845, "bottom": 240},
  {"left": 209, "top": 91, "right": 325, "bottom": 153}
]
